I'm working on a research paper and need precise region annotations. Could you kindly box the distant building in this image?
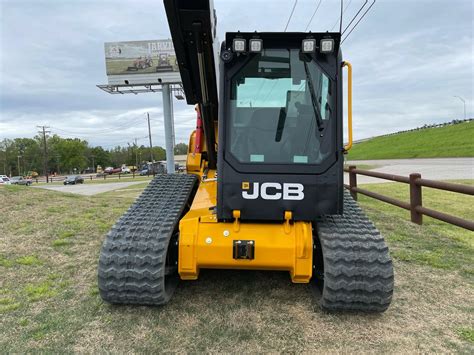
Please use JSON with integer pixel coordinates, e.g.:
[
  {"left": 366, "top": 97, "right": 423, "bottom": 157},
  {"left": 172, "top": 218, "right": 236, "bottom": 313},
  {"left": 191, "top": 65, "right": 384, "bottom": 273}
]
[{"left": 174, "top": 155, "right": 187, "bottom": 166}]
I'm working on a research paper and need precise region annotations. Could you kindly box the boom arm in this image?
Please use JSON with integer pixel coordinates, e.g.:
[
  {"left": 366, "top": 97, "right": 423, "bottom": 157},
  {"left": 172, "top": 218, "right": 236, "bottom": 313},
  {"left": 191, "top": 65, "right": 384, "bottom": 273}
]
[{"left": 163, "top": 0, "right": 218, "bottom": 169}]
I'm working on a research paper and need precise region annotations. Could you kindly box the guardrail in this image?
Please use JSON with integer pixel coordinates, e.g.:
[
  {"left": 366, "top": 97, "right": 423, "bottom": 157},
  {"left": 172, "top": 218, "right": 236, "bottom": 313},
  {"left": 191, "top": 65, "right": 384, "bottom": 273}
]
[{"left": 345, "top": 166, "right": 474, "bottom": 231}]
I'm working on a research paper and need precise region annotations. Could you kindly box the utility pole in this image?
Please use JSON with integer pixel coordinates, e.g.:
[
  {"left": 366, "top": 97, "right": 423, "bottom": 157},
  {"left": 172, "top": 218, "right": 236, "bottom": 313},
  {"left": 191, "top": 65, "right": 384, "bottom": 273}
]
[
  {"left": 453, "top": 96, "right": 466, "bottom": 120},
  {"left": 37, "top": 126, "right": 50, "bottom": 183},
  {"left": 17, "top": 155, "right": 21, "bottom": 176},
  {"left": 134, "top": 138, "right": 139, "bottom": 169},
  {"left": 91, "top": 154, "right": 95, "bottom": 173},
  {"left": 146, "top": 112, "right": 154, "bottom": 163}
]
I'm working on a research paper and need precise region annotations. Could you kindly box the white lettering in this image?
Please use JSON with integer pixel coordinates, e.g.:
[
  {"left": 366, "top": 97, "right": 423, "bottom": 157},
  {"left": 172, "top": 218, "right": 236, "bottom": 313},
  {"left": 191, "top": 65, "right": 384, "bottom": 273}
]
[
  {"left": 242, "top": 182, "right": 259, "bottom": 199},
  {"left": 260, "top": 182, "right": 282, "bottom": 200},
  {"left": 242, "top": 182, "right": 305, "bottom": 200},
  {"left": 283, "top": 183, "right": 305, "bottom": 200}
]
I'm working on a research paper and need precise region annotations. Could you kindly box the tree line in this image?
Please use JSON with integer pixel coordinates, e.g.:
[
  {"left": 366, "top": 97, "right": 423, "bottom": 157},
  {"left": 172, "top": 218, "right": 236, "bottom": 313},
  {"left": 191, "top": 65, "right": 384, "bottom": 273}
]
[{"left": 0, "top": 135, "right": 188, "bottom": 176}]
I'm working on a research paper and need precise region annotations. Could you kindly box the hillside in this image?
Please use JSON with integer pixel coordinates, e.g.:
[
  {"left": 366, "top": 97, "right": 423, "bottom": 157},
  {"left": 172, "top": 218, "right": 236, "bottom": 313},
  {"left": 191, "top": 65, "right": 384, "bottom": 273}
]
[{"left": 347, "top": 121, "right": 474, "bottom": 160}]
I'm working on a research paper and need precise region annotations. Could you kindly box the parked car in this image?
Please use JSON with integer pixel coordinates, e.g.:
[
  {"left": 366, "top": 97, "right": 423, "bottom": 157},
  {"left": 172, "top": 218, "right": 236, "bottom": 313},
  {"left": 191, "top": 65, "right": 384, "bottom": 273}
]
[
  {"left": 139, "top": 168, "right": 149, "bottom": 176},
  {"left": 121, "top": 165, "right": 131, "bottom": 174},
  {"left": 63, "top": 175, "right": 84, "bottom": 185},
  {"left": 0, "top": 176, "right": 11, "bottom": 185},
  {"left": 10, "top": 176, "right": 31, "bottom": 186},
  {"left": 104, "top": 167, "right": 122, "bottom": 175}
]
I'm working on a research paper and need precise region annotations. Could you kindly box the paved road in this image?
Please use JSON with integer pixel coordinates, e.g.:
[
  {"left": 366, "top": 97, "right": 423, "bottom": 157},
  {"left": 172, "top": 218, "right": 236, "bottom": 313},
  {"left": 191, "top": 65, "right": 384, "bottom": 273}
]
[
  {"left": 345, "top": 158, "right": 474, "bottom": 184},
  {"left": 32, "top": 181, "right": 147, "bottom": 196}
]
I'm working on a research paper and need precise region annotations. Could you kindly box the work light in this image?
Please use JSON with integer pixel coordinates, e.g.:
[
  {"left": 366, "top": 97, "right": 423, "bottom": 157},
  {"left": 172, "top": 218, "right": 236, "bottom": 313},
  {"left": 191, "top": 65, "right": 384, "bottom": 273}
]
[
  {"left": 320, "top": 39, "right": 334, "bottom": 53},
  {"left": 233, "top": 38, "right": 246, "bottom": 52},
  {"left": 302, "top": 39, "right": 316, "bottom": 53},
  {"left": 249, "top": 39, "right": 263, "bottom": 53}
]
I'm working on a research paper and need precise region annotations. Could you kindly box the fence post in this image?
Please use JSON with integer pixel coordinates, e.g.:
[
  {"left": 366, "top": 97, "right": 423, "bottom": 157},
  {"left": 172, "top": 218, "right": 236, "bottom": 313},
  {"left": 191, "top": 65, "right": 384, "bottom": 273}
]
[
  {"left": 104, "top": 174, "right": 106, "bottom": 180},
  {"left": 90, "top": 175, "right": 92, "bottom": 180},
  {"left": 409, "top": 173, "right": 423, "bottom": 225},
  {"left": 348, "top": 165, "right": 358, "bottom": 201},
  {"left": 119, "top": 173, "right": 121, "bottom": 180}
]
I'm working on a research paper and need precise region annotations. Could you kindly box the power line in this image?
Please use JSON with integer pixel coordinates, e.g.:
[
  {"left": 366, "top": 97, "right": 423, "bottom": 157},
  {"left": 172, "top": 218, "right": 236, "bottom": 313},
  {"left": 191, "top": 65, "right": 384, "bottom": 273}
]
[
  {"left": 50, "top": 118, "right": 144, "bottom": 136},
  {"left": 341, "top": 0, "right": 368, "bottom": 35},
  {"left": 284, "top": 0, "right": 298, "bottom": 32},
  {"left": 330, "top": 0, "right": 353, "bottom": 31},
  {"left": 305, "top": 0, "right": 324, "bottom": 31},
  {"left": 342, "top": 0, "right": 376, "bottom": 43}
]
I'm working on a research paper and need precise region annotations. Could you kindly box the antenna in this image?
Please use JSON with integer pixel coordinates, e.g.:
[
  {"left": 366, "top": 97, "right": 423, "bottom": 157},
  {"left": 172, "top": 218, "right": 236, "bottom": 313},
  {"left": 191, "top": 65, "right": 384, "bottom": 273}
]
[{"left": 339, "top": 0, "right": 344, "bottom": 33}]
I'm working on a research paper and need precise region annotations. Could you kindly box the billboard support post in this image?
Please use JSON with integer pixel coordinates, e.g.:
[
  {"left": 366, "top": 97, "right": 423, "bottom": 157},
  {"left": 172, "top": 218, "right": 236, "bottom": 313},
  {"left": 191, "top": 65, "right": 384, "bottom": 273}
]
[{"left": 162, "top": 84, "right": 175, "bottom": 174}]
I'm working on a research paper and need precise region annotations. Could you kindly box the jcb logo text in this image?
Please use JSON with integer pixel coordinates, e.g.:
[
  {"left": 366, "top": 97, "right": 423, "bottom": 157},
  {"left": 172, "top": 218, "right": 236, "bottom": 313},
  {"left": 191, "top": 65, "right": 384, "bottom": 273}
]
[{"left": 242, "top": 182, "right": 304, "bottom": 201}]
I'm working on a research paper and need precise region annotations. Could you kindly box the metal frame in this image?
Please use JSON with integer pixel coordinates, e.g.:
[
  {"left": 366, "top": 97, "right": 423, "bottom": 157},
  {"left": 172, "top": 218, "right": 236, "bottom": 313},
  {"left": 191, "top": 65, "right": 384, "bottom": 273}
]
[
  {"left": 96, "top": 81, "right": 186, "bottom": 174},
  {"left": 97, "top": 82, "right": 185, "bottom": 98}
]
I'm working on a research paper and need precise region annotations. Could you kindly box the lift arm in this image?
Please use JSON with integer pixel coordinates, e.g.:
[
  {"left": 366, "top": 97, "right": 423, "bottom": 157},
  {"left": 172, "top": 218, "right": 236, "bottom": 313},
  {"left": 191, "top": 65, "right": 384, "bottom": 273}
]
[{"left": 163, "top": 0, "right": 218, "bottom": 168}]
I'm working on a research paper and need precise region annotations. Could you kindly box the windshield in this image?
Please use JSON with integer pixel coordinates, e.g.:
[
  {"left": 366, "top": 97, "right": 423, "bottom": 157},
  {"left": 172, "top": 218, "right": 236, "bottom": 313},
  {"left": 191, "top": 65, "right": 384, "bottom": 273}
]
[{"left": 228, "top": 48, "right": 332, "bottom": 165}]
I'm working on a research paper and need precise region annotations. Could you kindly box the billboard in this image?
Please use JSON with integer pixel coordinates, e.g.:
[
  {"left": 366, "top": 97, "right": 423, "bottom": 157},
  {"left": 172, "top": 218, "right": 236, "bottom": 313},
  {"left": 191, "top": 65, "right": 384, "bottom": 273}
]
[{"left": 104, "top": 40, "right": 181, "bottom": 85}]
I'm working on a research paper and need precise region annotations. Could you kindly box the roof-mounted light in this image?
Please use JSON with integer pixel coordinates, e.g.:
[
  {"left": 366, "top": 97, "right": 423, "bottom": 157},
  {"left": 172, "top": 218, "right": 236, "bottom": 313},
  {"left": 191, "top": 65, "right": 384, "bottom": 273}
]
[
  {"left": 232, "top": 38, "right": 246, "bottom": 53},
  {"left": 302, "top": 39, "right": 316, "bottom": 53},
  {"left": 320, "top": 39, "right": 334, "bottom": 53},
  {"left": 301, "top": 38, "right": 316, "bottom": 53},
  {"left": 249, "top": 39, "right": 263, "bottom": 53}
]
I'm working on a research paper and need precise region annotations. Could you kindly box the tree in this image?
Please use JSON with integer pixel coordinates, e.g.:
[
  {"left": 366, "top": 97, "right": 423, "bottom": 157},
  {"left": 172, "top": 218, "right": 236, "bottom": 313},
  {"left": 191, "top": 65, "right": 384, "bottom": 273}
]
[
  {"left": 174, "top": 143, "right": 188, "bottom": 155},
  {"left": 89, "top": 146, "right": 111, "bottom": 170},
  {"left": 48, "top": 135, "right": 89, "bottom": 174}
]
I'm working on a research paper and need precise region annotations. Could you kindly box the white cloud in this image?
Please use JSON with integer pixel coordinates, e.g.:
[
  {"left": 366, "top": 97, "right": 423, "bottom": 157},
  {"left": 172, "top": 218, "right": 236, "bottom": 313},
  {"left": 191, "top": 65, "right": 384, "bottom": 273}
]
[{"left": 0, "top": 0, "right": 472, "bottom": 147}]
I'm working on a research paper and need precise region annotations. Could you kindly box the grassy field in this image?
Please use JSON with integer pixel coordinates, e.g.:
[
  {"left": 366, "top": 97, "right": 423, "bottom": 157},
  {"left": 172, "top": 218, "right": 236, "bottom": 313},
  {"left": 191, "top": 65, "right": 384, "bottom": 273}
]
[
  {"left": 348, "top": 121, "right": 474, "bottom": 160},
  {"left": 1, "top": 181, "right": 473, "bottom": 352}
]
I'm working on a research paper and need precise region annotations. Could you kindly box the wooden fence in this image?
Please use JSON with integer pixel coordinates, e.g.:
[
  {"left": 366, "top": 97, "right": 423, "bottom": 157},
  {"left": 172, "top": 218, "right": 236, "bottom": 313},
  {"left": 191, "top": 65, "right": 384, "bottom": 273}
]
[{"left": 345, "top": 166, "right": 474, "bottom": 231}]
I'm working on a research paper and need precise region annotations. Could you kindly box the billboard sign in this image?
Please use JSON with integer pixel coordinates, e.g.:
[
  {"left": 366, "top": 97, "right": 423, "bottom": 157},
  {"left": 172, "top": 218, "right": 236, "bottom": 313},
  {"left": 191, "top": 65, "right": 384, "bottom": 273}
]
[{"left": 104, "top": 39, "right": 181, "bottom": 85}]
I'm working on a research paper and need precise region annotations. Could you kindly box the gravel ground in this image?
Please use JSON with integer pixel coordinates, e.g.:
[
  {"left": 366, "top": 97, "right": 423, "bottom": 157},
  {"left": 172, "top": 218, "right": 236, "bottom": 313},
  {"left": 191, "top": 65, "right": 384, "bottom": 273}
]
[{"left": 31, "top": 181, "right": 147, "bottom": 196}]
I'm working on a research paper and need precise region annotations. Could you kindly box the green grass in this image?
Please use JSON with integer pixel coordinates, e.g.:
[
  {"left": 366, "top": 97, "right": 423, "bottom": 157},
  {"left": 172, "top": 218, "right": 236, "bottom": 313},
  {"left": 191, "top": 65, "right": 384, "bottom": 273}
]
[
  {"left": 16, "top": 255, "right": 42, "bottom": 266},
  {"left": 348, "top": 121, "right": 474, "bottom": 160},
  {"left": 357, "top": 180, "right": 473, "bottom": 277},
  {"left": 1, "top": 181, "right": 473, "bottom": 353},
  {"left": 24, "top": 280, "right": 59, "bottom": 302},
  {"left": 457, "top": 328, "right": 474, "bottom": 343}
]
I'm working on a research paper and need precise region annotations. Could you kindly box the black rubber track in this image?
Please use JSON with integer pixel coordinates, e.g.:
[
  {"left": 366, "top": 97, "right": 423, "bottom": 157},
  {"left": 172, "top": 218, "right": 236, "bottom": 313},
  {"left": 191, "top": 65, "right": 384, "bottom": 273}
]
[
  {"left": 98, "top": 174, "right": 198, "bottom": 305},
  {"left": 314, "top": 191, "right": 394, "bottom": 312}
]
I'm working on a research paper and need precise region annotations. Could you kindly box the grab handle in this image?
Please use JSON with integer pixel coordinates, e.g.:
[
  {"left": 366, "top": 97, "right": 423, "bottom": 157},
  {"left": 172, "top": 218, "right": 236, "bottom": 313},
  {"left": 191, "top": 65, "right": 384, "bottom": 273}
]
[{"left": 342, "top": 61, "right": 353, "bottom": 151}]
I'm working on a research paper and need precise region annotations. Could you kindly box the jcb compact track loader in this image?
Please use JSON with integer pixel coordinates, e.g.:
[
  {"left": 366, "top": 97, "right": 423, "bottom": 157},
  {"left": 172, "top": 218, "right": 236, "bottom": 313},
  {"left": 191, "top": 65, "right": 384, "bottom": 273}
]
[{"left": 98, "top": 0, "right": 394, "bottom": 312}]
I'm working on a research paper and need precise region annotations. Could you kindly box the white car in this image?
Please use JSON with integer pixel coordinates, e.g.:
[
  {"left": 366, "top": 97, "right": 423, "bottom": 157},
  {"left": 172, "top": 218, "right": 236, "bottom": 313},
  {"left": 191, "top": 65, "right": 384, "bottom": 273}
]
[
  {"left": 0, "top": 176, "right": 11, "bottom": 185},
  {"left": 121, "top": 166, "right": 131, "bottom": 174}
]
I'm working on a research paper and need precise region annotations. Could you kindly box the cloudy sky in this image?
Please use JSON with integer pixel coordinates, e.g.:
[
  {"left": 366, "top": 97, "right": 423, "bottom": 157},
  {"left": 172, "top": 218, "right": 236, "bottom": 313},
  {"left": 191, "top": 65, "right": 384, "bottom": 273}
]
[{"left": 0, "top": 0, "right": 472, "bottom": 148}]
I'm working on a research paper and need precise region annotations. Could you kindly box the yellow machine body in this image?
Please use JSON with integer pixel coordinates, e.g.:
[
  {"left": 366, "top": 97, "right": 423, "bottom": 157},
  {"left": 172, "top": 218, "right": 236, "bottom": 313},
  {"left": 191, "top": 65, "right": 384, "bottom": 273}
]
[{"left": 178, "top": 159, "right": 313, "bottom": 283}]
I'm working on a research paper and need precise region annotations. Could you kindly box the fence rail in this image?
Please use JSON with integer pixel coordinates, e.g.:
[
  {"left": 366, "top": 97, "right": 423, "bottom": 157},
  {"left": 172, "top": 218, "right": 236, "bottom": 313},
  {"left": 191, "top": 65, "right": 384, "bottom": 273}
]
[
  {"left": 345, "top": 166, "right": 474, "bottom": 231},
  {"left": 34, "top": 172, "right": 153, "bottom": 183}
]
